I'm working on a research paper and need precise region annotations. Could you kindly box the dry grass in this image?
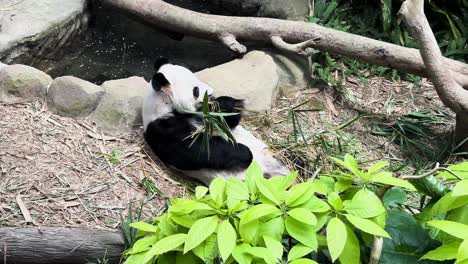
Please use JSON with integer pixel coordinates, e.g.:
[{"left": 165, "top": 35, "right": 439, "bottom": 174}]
[{"left": 0, "top": 100, "right": 186, "bottom": 229}]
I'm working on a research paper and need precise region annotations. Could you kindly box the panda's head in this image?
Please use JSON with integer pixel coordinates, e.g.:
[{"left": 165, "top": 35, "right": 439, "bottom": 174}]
[{"left": 151, "top": 58, "right": 214, "bottom": 112}]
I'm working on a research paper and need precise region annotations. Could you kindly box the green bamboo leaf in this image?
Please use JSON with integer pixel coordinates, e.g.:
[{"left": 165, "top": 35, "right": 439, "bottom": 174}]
[
  {"left": 288, "top": 244, "right": 315, "bottom": 261},
  {"left": 344, "top": 189, "right": 385, "bottom": 218},
  {"left": 285, "top": 217, "right": 318, "bottom": 249},
  {"left": 327, "top": 217, "right": 347, "bottom": 262},
  {"left": 287, "top": 208, "right": 317, "bottom": 226},
  {"left": 217, "top": 220, "right": 237, "bottom": 262},
  {"left": 345, "top": 214, "right": 390, "bottom": 238},
  {"left": 420, "top": 242, "right": 460, "bottom": 261},
  {"left": 144, "top": 233, "right": 187, "bottom": 262},
  {"left": 427, "top": 220, "right": 468, "bottom": 240},
  {"left": 184, "top": 216, "right": 218, "bottom": 253},
  {"left": 241, "top": 204, "right": 280, "bottom": 225},
  {"left": 130, "top": 222, "right": 158, "bottom": 233}
]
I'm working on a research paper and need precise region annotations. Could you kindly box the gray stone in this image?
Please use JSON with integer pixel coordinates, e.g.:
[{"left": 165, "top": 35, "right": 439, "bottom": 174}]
[
  {"left": 0, "top": 64, "right": 52, "bottom": 102},
  {"left": 0, "top": 0, "right": 88, "bottom": 63},
  {"left": 47, "top": 76, "right": 104, "bottom": 117},
  {"left": 90, "top": 77, "right": 148, "bottom": 132},
  {"left": 268, "top": 51, "right": 312, "bottom": 94},
  {"left": 0, "top": 62, "right": 6, "bottom": 70},
  {"left": 208, "top": 0, "right": 309, "bottom": 20},
  {"left": 197, "top": 51, "right": 279, "bottom": 112}
]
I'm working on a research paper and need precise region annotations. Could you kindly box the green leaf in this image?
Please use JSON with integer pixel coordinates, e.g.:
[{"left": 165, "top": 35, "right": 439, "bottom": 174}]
[
  {"left": 226, "top": 178, "right": 249, "bottom": 201},
  {"left": 289, "top": 259, "right": 318, "bottom": 264},
  {"left": 331, "top": 154, "right": 362, "bottom": 178},
  {"left": 263, "top": 235, "right": 283, "bottom": 262},
  {"left": 169, "top": 199, "right": 214, "bottom": 215},
  {"left": 344, "top": 189, "right": 385, "bottom": 218},
  {"left": 420, "top": 242, "right": 460, "bottom": 261},
  {"left": 437, "top": 162, "right": 468, "bottom": 180},
  {"left": 427, "top": 220, "right": 468, "bottom": 240},
  {"left": 288, "top": 244, "right": 315, "bottom": 261},
  {"left": 327, "top": 217, "right": 347, "bottom": 262},
  {"left": 334, "top": 179, "right": 352, "bottom": 193},
  {"left": 259, "top": 216, "right": 284, "bottom": 241},
  {"left": 429, "top": 192, "right": 468, "bottom": 218},
  {"left": 144, "top": 233, "right": 187, "bottom": 262},
  {"left": 286, "top": 182, "right": 314, "bottom": 207},
  {"left": 245, "top": 161, "right": 263, "bottom": 195},
  {"left": 300, "top": 196, "right": 331, "bottom": 213},
  {"left": 285, "top": 217, "right": 318, "bottom": 249},
  {"left": 232, "top": 244, "right": 253, "bottom": 264},
  {"left": 338, "top": 224, "right": 360, "bottom": 264},
  {"left": 195, "top": 186, "right": 209, "bottom": 200},
  {"left": 327, "top": 192, "right": 343, "bottom": 210},
  {"left": 245, "top": 247, "right": 276, "bottom": 264},
  {"left": 453, "top": 180, "right": 468, "bottom": 197},
  {"left": 383, "top": 187, "right": 407, "bottom": 207},
  {"left": 371, "top": 172, "right": 416, "bottom": 191},
  {"left": 345, "top": 214, "right": 390, "bottom": 238},
  {"left": 130, "top": 222, "right": 158, "bottom": 233},
  {"left": 457, "top": 240, "right": 468, "bottom": 263},
  {"left": 124, "top": 252, "right": 145, "bottom": 264},
  {"left": 217, "top": 220, "right": 237, "bottom": 262},
  {"left": 175, "top": 251, "right": 198, "bottom": 264},
  {"left": 288, "top": 208, "right": 317, "bottom": 226},
  {"left": 184, "top": 216, "right": 218, "bottom": 253},
  {"left": 256, "top": 177, "right": 280, "bottom": 205},
  {"left": 128, "top": 235, "right": 158, "bottom": 254},
  {"left": 368, "top": 161, "right": 389, "bottom": 173},
  {"left": 209, "top": 177, "right": 226, "bottom": 206},
  {"left": 269, "top": 171, "right": 298, "bottom": 191},
  {"left": 241, "top": 204, "right": 280, "bottom": 225},
  {"left": 239, "top": 219, "right": 259, "bottom": 244}
]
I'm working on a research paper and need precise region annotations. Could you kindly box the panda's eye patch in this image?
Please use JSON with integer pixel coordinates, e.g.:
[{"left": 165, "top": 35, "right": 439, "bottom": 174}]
[{"left": 193, "top": 86, "right": 200, "bottom": 98}]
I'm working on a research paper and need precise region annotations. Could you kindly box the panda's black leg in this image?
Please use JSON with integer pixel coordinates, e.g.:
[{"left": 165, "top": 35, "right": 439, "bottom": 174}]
[{"left": 212, "top": 96, "right": 244, "bottom": 128}]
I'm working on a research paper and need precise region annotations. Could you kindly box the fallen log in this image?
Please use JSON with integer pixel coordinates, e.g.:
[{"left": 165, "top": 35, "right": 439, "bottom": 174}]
[
  {"left": 99, "top": 0, "right": 468, "bottom": 89},
  {"left": 0, "top": 227, "right": 124, "bottom": 264}
]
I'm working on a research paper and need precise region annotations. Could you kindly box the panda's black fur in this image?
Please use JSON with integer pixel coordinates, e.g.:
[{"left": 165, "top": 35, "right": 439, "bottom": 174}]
[
  {"left": 143, "top": 58, "right": 290, "bottom": 184},
  {"left": 144, "top": 59, "right": 252, "bottom": 174}
]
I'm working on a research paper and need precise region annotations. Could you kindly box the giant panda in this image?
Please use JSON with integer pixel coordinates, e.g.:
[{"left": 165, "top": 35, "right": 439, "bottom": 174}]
[{"left": 142, "top": 58, "right": 289, "bottom": 185}]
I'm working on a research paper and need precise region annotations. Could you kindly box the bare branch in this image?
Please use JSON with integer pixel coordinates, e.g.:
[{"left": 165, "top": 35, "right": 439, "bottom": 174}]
[
  {"left": 270, "top": 35, "right": 319, "bottom": 56},
  {"left": 219, "top": 33, "right": 247, "bottom": 54},
  {"left": 400, "top": 162, "right": 440, "bottom": 180},
  {"left": 399, "top": 0, "right": 468, "bottom": 114}
]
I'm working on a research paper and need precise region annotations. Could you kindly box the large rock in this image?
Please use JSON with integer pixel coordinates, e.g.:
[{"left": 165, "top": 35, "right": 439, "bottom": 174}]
[
  {"left": 90, "top": 77, "right": 148, "bottom": 132},
  {"left": 197, "top": 51, "right": 280, "bottom": 112},
  {"left": 268, "top": 51, "right": 312, "bottom": 94},
  {"left": 207, "top": 0, "right": 309, "bottom": 20},
  {"left": 47, "top": 76, "right": 104, "bottom": 117},
  {"left": 0, "top": 0, "right": 88, "bottom": 63},
  {"left": 0, "top": 64, "right": 52, "bottom": 102}
]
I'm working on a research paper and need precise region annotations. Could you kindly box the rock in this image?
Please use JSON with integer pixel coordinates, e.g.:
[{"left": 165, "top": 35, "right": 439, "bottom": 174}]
[
  {"left": 90, "top": 77, "right": 148, "bottom": 132},
  {"left": 197, "top": 51, "right": 279, "bottom": 112},
  {"left": 0, "top": 0, "right": 88, "bottom": 63},
  {"left": 0, "top": 64, "right": 52, "bottom": 102},
  {"left": 47, "top": 76, "right": 105, "bottom": 117},
  {"left": 207, "top": 0, "right": 309, "bottom": 20},
  {"left": 268, "top": 51, "right": 311, "bottom": 94},
  {"left": 0, "top": 62, "right": 7, "bottom": 70}
]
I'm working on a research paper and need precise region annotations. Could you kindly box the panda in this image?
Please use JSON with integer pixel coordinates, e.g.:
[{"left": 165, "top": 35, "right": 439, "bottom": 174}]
[{"left": 142, "top": 58, "right": 289, "bottom": 185}]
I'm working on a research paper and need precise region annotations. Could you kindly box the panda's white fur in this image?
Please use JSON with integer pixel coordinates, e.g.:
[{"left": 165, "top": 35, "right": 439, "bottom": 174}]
[{"left": 143, "top": 59, "right": 289, "bottom": 185}]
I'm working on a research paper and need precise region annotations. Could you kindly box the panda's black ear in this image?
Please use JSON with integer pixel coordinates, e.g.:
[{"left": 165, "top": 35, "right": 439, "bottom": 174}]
[
  {"left": 151, "top": 73, "right": 170, "bottom": 91},
  {"left": 154, "top": 57, "right": 169, "bottom": 71}
]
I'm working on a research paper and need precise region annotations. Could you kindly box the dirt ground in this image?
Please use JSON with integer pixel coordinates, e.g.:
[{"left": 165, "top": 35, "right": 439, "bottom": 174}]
[{"left": 0, "top": 76, "right": 453, "bottom": 230}]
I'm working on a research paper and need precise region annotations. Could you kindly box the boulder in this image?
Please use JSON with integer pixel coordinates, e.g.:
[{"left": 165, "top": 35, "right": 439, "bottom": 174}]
[
  {"left": 0, "top": 64, "right": 52, "bottom": 102},
  {"left": 47, "top": 76, "right": 105, "bottom": 117},
  {"left": 90, "top": 77, "right": 148, "bottom": 132},
  {"left": 268, "top": 51, "right": 311, "bottom": 94},
  {"left": 197, "top": 51, "right": 279, "bottom": 112},
  {"left": 0, "top": 62, "right": 7, "bottom": 70}
]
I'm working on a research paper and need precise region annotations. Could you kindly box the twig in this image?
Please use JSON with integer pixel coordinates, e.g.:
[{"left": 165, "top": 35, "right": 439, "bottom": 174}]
[
  {"left": 218, "top": 33, "right": 247, "bottom": 54},
  {"left": 400, "top": 162, "right": 462, "bottom": 180},
  {"left": 369, "top": 237, "right": 383, "bottom": 264},
  {"left": 16, "top": 195, "right": 33, "bottom": 224},
  {"left": 270, "top": 35, "right": 320, "bottom": 56}
]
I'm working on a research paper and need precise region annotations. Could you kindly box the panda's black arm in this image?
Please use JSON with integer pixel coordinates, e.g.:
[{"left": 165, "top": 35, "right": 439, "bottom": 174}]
[
  {"left": 145, "top": 113, "right": 252, "bottom": 171},
  {"left": 212, "top": 96, "right": 244, "bottom": 129}
]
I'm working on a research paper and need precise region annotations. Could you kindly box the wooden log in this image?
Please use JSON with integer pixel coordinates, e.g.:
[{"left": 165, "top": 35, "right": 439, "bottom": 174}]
[{"left": 0, "top": 227, "right": 125, "bottom": 264}]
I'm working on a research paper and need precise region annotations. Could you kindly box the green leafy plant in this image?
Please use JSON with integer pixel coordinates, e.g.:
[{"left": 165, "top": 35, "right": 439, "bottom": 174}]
[
  {"left": 122, "top": 157, "right": 421, "bottom": 264},
  {"left": 99, "top": 148, "right": 121, "bottom": 164}
]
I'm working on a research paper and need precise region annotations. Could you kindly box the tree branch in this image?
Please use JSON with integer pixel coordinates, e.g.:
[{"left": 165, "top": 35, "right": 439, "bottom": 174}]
[
  {"left": 100, "top": 0, "right": 468, "bottom": 80},
  {"left": 369, "top": 237, "right": 383, "bottom": 264},
  {"left": 219, "top": 33, "right": 247, "bottom": 54},
  {"left": 270, "top": 36, "right": 319, "bottom": 56}
]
